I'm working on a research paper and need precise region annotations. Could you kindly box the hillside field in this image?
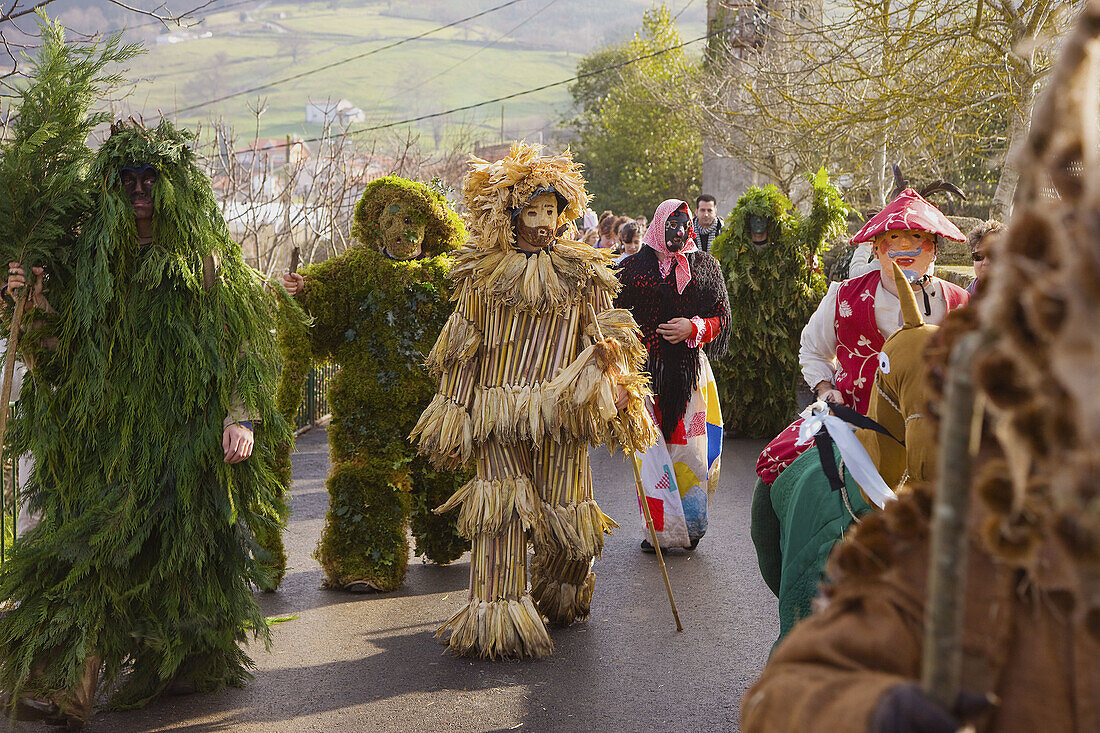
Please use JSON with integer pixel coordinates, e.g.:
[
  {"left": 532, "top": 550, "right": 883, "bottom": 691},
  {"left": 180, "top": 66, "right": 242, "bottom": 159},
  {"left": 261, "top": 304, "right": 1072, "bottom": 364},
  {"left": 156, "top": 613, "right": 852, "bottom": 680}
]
[{"left": 113, "top": 0, "right": 705, "bottom": 146}]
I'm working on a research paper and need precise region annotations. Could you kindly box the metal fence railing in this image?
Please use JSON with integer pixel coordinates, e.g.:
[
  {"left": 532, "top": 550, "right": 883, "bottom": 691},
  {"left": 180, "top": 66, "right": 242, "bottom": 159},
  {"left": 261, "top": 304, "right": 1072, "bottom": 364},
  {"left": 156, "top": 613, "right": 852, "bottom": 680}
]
[{"left": 294, "top": 363, "right": 338, "bottom": 433}]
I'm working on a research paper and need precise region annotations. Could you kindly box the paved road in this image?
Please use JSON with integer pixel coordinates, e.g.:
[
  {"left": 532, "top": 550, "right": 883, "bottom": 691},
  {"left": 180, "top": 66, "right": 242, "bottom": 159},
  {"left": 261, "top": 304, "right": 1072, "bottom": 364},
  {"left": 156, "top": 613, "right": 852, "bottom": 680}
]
[{"left": 70, "top": 428, "right": 778, "bottom": 732}]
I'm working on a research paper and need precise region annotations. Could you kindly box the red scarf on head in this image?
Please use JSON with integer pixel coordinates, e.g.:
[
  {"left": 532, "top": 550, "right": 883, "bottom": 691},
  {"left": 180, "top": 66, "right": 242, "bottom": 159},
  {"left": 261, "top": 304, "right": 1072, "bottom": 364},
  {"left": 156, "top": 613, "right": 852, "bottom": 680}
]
[{"left": 642, "top": 199, "right": 697, "bottom": 294}]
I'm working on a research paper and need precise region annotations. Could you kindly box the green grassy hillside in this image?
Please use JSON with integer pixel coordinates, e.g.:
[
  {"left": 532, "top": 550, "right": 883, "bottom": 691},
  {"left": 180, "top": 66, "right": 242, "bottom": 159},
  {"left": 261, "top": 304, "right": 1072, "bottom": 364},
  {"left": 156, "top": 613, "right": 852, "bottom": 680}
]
[{"left": 111, "top": 0, "right": 705, "bottom": 144}]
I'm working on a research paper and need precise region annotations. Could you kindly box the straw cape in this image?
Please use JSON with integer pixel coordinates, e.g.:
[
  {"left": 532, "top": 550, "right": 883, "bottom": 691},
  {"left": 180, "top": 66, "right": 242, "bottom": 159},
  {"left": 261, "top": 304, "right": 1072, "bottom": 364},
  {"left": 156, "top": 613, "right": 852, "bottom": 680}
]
[{"left": 413, "top": 143, "right": 656, "bottom": 658}]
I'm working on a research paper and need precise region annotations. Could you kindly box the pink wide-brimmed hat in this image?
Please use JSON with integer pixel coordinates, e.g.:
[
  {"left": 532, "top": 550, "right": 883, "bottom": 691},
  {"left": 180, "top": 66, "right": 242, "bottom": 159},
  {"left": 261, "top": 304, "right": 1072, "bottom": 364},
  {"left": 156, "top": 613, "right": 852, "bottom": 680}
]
[{"left": 851, "top": 188, "right": 965, "bottom": 245}]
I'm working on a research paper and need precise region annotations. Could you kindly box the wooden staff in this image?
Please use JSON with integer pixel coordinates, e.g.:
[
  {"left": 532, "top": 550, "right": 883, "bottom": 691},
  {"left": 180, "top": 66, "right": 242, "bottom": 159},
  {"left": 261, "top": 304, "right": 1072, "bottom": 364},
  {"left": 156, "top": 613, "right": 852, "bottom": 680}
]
[
  {"left": 585, "top": 301, "right": 682, "bottom": 631},
  {"left": 289, "top": 245, "right": 301, "bottom": 275},
  {"left": 921, "top": 331, "right": 983, "bottom": 707},
  {"left": 0, "top": 287, "right": 27, "bottom": 457},
  {"left": 631, "top": 453, "right": 683, "bottom": 632}
]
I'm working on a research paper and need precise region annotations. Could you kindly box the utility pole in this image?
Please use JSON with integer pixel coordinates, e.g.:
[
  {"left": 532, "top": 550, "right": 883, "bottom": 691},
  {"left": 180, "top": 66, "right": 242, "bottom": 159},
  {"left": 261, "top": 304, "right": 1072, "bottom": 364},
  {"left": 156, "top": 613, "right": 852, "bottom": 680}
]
[{"left": 702, "top": 0, "right": 758, "bottom": 214}]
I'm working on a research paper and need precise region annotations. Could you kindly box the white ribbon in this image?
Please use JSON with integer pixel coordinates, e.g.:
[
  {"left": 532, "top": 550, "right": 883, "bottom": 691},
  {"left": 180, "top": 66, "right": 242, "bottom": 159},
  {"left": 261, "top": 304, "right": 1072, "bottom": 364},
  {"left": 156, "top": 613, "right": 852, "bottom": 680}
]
[{"left": 796, "top": 401, "right": 897, "bottom": 510}]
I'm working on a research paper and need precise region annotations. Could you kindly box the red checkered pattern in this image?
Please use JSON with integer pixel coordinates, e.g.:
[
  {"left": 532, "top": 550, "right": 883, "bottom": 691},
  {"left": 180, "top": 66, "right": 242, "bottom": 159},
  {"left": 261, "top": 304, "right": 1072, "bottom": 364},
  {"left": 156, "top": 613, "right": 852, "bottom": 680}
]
[{"left": 686, "top": 411, "right": 707, "bottom": 438}]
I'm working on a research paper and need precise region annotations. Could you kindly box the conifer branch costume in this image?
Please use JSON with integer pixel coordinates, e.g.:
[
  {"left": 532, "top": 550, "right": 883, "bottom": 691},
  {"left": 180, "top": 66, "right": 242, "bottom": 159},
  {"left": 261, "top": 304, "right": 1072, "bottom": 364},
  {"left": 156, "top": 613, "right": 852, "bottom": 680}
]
[
  {"left": 413, "top": 143, "right": 655, "bottom": 658},
  {"left": 276, "top": 176, "right": 469, "bottom": 592},
  {"left": 710, "top": 169, "right": 846, "bottom": 438},
  {"left": 0, "top": 41, "right": 296, "bottom": 718}
]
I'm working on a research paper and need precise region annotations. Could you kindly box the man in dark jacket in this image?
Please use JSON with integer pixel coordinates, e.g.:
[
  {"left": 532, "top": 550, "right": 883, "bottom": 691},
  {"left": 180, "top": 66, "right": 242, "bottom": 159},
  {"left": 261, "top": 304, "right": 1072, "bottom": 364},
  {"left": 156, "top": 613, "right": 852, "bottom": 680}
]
[{"left": 693, "top": 194, "right": 723, "bottom": 252}]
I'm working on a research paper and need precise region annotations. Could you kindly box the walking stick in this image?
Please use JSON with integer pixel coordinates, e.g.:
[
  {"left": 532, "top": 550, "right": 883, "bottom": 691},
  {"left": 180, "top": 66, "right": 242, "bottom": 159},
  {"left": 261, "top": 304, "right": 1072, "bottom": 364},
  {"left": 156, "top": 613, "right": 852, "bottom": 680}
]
[
  {"left": 631, "top": 452, "right": 683, "bottom": 632},
  {"left": 289, "top": 246, "right": 300, "bottom": 276},
  {"left": 0, "top": 288, "right": 26, "bottom": 453},
  {"left": 921, "top": 331, "right": 984, "bottom": 707},
  {"left": 583, "top": 301, "right": 682, "bottom": 631}
]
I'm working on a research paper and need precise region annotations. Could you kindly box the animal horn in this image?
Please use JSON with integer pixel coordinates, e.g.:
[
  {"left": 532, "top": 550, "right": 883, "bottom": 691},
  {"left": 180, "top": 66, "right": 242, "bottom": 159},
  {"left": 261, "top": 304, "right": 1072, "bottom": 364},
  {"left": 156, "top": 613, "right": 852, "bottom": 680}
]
[
  {"left": 892, "top": 260, "right": 924, "bottom": 329},
  {"left": 920, "top": 181, "right": 968, "bottom": 200},
  {"left": 889, "top": 163, "right": 907, "bottom": 200}
]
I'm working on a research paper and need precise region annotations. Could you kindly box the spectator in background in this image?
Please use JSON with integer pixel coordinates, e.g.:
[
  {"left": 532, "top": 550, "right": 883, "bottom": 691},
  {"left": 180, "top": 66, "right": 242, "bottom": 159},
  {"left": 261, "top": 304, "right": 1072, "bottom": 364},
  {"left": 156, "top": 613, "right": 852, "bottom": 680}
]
[
  {"left": 582, "top": 207, "right": 598, "bottom": 234},
  {"left": 636, "top": 215, "right": 648, "bottom": 231},
  {"left": 582, "top": 228, "right": 600, "bottom": 248},
  {"left": 965, "top": 219, "right": 1005, "bottom": 295},
  {"left": 614, "top": 215, "right": 633, "bottom": 245},
  {"left": 616, "top": 221, "right": 643, "bottom": 264},
  {"left": 694, "top": 194, "right": 723, "bottom": 253},
  {"left": 596, "top": 212, "right": 617, "bottom": 249}
]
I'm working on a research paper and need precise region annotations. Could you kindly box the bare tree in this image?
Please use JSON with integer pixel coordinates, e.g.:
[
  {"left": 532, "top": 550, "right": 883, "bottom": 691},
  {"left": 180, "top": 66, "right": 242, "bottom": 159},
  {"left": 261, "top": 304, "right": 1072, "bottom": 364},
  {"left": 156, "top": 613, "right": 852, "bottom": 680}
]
[
  {"left": 195, "top": 106, "right": 479, "bottom": 280},
  {"left": 0, "top": 0, "right": 211, "bottom": 90},
  {"left": 700, "top": 0, "right": 1081, "bottom": 218},
  {"left": 283, "top": 33, "right": 307, "bottom": 64}
]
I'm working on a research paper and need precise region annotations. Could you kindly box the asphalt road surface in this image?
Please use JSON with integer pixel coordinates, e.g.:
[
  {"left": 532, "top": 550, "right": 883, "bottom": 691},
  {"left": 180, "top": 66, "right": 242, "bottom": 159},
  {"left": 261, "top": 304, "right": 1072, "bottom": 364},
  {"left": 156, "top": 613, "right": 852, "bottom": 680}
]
[{"left": 51, "top": 428, "right": 778, "bottom": 732}]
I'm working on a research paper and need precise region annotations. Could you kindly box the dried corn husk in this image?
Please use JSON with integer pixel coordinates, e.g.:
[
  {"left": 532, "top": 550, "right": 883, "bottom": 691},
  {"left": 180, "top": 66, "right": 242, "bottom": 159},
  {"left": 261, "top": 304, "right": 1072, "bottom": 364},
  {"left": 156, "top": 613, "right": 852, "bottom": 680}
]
[
  {"left": 410, "top": 394, "right": 473, "bottom": 468},
  {"left": 426, "top": 309, "right": 481, "bottom": 375},
  {"left": 437, "top": 597, "right": 553, "bottom": 659},
  {"left": 530, "top": 554, "right": 597, "bottom": 625},
  {"left": 448, "top": 234, "right": 618, "bottom": 314},
  {"left": 471, "top": 383, "right": 562, "bottom": 443},
  {"left": 435, "top": 475, "right": 541, "bottom": 538},
  {"left": 534, "top": 499, "right": 616, "bottom": 560}
]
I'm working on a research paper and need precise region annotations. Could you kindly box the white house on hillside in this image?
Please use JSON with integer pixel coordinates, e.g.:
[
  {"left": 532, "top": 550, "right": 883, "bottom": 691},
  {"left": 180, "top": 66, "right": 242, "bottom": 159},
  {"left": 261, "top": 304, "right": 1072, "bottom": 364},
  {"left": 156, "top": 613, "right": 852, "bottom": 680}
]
[{"left": 305, "top": 98, "right": 365, "bottom": 125}]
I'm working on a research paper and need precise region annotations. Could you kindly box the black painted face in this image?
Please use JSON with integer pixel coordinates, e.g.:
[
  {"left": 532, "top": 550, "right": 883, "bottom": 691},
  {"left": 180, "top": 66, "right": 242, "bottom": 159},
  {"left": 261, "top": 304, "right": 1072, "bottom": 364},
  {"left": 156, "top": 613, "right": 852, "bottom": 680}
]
[
  {"left": 748, "top": 214, "right": 769, "bottom": 245},
  {"left": 121, "top": 164, "right": 158, "bottom": 222},
  {"left": 665, "top": 209, "right": 691, "bottom": 252}
]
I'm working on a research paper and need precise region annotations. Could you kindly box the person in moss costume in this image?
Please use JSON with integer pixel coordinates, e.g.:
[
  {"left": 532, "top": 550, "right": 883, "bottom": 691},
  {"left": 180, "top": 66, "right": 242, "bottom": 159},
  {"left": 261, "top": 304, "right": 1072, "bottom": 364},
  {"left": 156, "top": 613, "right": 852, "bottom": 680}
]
[
  {"left": 0, "top": 119, "right": 294, "bottom": 726},
  {"left": 709, "top": 169, "right": 847, "bottom": 439},
  {"left": 279, "top": 176, "right": 469, "bottom": 592}
]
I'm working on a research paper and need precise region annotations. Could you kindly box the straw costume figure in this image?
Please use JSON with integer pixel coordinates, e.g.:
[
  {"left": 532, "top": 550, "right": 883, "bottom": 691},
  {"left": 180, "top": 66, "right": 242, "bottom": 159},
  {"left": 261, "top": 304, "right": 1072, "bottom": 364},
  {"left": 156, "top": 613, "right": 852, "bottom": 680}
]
[
  {"left": 413, "top": 143, "right": 655, "bottom": 659},
  {"left": 0, "top": 105, "right": 295, "bottom": 725},
  {"left": 710, "top": 169, "right": 846, "bottom": 438},
  {"left": 278, "top": 176, "right": 469, "bottom": 592},
  {"left": 744, "top": 7, "right": 1100, "bottom": 728}
]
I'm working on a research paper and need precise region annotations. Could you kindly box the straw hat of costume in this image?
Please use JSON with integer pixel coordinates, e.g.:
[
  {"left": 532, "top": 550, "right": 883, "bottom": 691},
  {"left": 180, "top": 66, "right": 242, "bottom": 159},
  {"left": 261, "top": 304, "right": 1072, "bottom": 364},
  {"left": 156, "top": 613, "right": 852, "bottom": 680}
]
[
  {"left": 461, "top": 142, "right": 588, "bottom": 252},
  {"left": 450, "top": 143, "right": 616, "bottom": 313}
]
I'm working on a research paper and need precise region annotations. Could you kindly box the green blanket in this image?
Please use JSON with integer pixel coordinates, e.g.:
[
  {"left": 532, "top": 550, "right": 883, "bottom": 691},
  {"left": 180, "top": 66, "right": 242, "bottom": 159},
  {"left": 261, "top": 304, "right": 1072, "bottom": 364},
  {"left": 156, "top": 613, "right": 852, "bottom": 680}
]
[{"left": 750, "top": 443, "right": 873, "bottom": 642}]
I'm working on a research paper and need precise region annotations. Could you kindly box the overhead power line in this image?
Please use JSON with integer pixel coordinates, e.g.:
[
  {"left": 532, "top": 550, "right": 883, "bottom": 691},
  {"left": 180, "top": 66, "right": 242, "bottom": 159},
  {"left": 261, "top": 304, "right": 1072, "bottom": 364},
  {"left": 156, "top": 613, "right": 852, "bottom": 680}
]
[
  {"left": 402, "top": 0, "right": 561, "bottom": 96},
  {"left": 225, "top": 29, "right": 713, "bottom": 156},
  {"left": 339, "top": 31, "right": 710, "bottom": 139},
  {"left": 174, "top": 0, "right": 529, "bottom": 115}
]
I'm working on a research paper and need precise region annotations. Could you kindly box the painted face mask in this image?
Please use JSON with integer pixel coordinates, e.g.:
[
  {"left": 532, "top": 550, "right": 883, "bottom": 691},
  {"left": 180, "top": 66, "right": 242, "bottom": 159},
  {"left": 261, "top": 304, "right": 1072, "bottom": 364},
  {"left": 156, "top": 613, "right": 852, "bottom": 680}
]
[
  {"left": 514, "top": 192, "right": 560, "bottom": 250},
  {"left": 120, "top": 163, "right": 158, "bottom": 223},
  {"left": 874, "top": 229, "right": 935, "bottom": 282},
  {"left": 665, "top": 209, "right": 691, "bottom": 252},
  {"left": 748, "top": 213, "right": 769, "bottom": 245},
  {"left": 379, "top": 202, "right": 426, "bottom": 260}
]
